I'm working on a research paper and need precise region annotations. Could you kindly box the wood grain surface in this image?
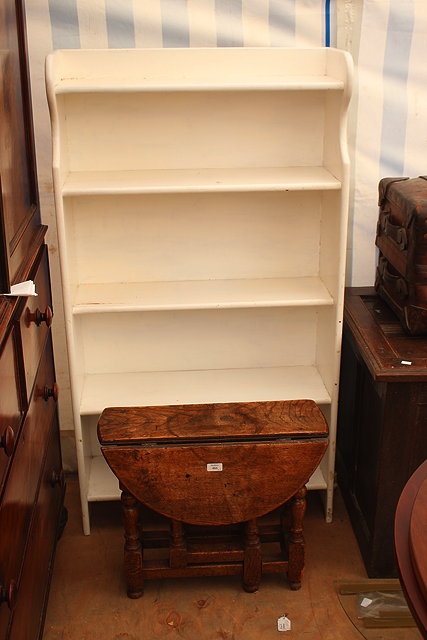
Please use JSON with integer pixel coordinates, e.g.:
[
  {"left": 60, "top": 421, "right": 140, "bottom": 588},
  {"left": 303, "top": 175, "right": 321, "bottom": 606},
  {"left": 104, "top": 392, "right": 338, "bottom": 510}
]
[
  {"left": 344, "top": 287, "right": 427, "bottom": 380},
  {"left": 98, "top": 399, "right": 328, "bottom": 444},
  {"left": 103, "top": 438, "right": 326, "bottom": 525}
]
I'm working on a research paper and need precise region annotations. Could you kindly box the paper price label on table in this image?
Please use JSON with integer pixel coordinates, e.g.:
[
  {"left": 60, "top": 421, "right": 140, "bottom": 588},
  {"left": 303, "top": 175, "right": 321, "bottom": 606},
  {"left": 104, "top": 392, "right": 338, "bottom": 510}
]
[
  {"left": 360, "top": 597, "right": 373, "bottom": 608},
  {"left": 206, "top": 463, "right": 223, "bottom": 471},
  {"left": 277, "top": 615, "right": 291, "bottom": 631}
]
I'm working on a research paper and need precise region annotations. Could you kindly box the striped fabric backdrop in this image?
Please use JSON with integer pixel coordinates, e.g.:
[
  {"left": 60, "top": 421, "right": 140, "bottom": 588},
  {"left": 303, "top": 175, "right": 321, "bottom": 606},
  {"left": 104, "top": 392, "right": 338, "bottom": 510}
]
[
  {"left": 350, "top": 0, "right": 427, "bottom": 286},
  {"left": 23, "top": 0, "right": 427, "bottom": 444},
  {"left": 46, "top": 0, "right": 335, "bottom": 50}
]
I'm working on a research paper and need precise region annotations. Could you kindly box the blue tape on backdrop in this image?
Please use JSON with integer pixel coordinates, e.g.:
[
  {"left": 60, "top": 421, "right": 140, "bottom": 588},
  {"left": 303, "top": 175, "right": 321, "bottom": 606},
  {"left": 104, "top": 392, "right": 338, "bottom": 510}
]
[{"left": 325, "top": 0, "right": 331, "bottom": 47}]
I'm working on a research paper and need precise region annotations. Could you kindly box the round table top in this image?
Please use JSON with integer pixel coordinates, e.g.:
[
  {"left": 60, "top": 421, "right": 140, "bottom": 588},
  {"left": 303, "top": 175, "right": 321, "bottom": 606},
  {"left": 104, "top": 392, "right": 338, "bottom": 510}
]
[
  {"left": 395, "top": 459, "right": 427, "bottom": 639},
  {"left": 410, "top": 471, "right": 427, "bottom": 604}
]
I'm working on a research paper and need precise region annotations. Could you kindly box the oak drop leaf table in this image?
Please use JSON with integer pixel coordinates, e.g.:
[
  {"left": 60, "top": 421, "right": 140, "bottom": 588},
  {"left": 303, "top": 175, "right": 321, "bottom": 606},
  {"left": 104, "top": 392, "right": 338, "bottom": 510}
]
[{"left": 97, "top": 399, "right": 328, "bottom": 596}]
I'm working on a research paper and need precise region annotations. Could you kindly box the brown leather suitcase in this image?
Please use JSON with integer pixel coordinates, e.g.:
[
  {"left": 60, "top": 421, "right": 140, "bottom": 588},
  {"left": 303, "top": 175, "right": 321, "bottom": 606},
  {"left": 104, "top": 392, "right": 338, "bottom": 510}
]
[{"left": 375, "top": 176, "right": 427, "bottom": 335}]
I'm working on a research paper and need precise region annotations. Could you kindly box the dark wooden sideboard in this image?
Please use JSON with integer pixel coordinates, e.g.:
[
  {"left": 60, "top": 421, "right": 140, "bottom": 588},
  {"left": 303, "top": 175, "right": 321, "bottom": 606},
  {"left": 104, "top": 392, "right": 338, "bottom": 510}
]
[
  {"left": 337, "top": 287, "right": 427, "bottom": 578},
  {"left": 0, "top": 1, "right": 65, "bottom": 638}
]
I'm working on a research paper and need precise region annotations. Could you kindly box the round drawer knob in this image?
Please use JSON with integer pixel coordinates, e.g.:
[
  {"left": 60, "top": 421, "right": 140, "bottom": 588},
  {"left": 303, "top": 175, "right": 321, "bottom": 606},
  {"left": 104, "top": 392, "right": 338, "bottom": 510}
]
[
  {"left": 0, "top": 426, "right": 15, "bottom": 457},
  {"left": 0, "top": 580, "right": 17, "bottom": 610},
  {"left": 44, "top": 382, "right": 59, "bottom": 403},
  {"left": 27, "top": 306, "right": 53, "bottom": 328},
  {"left": 51, "top": 469, "right": 65, "bottom": 489}
]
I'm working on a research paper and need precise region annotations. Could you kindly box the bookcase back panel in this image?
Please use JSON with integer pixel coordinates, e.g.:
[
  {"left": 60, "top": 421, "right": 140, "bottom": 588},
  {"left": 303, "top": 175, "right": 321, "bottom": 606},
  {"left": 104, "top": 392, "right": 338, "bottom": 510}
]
[
  {"left": 75, "top": 307, "right": 319, "bottom": 374},
  {"left": 65, "top": 192, "right": 322, "bottom": 285},
  {"left": 59, "top": 91, "right": 332, "bottom": 173}
]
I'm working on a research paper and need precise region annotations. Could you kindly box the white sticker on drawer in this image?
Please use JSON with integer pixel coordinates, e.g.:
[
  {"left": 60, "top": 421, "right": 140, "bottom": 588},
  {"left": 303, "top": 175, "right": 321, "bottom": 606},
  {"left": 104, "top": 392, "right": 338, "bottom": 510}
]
[
  {"left": 207, "top": 463, "right": 223, "bottom": 471},
  {"left": 3, "top": 280, "right": 38, "bottom": 296}
]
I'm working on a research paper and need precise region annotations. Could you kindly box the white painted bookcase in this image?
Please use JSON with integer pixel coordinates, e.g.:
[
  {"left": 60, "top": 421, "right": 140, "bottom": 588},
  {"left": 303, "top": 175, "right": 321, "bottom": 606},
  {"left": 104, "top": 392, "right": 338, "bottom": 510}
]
[{"left": 46, "top": 48, "right": 352, "bottom": 534}]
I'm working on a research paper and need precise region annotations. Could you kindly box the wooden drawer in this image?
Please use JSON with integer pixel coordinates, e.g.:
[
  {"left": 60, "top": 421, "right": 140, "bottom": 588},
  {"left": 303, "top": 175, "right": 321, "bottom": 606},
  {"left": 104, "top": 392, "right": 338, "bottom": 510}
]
[
  {"left": 7, "top": 416, "right": 63, "bottom": 640},
  {"left": 0, "top": 327, "right": 22, "bottom": 495},
  {"left": 19, "top": 245, "right": 53, "bottom": 399},
  {"left": 0, "top": 336, "right": 57, "bottom": 639}
]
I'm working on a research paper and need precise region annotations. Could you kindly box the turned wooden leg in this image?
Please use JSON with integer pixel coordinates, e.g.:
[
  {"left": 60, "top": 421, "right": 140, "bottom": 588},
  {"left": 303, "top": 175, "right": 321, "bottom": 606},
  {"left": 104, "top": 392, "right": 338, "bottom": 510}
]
[
  {"left": 287, "top": 485, "right": 307, "bottom": 590},
  {"left": 243, "top": 518, "right": 262, "bottom": 593},
  {"left": 169, "top": 519, "right": 187, "bottom": 568},
  {"left": 279, "top": 504, "right": 290, "bottom": 558},
  {"left": 121, "top": 489, "right": 144, "bottom": 598}
]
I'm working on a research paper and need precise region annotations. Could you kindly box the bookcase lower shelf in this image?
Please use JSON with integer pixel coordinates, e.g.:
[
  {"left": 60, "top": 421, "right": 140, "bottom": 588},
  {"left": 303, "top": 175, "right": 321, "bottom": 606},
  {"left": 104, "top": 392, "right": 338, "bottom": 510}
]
[
  {"left": 83, "top": 365, "right": 331, "bottom": 513},
  {"left": 80, "top": 365, "right": 331, "bottom": 415},
  {"left": 72, "top": 276, "right": 334, "bottom": 314}
]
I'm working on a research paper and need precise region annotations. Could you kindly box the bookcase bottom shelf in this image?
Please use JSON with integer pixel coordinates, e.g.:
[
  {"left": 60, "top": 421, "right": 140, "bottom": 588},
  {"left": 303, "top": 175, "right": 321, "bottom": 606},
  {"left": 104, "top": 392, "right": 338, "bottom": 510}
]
[
  {"left": 80, "top": 365, "right": 331, "bottom": 415},
  {"left": 86, "top": 455, "right": 328, "bottom": 503}
]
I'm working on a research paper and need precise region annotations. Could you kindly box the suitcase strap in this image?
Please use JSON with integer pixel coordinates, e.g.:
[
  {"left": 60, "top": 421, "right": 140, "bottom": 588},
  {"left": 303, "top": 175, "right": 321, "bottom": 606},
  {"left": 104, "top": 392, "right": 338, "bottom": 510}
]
[
  {"left": 377, "top": 257, "right": 409, "bottom": 298},
  {"left": 377, "top": 212, "right": 408, "bottom": 250}
]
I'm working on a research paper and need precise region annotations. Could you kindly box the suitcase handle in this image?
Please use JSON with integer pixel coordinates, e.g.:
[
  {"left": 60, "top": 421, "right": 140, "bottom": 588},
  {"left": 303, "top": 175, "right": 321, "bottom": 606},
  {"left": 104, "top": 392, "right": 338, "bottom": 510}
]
[
  {"left": 377, "top": 213, "right": 408, "bottom": 250},
  {"left": 378, "top": 177, "right": 409, "bottom": 207}
]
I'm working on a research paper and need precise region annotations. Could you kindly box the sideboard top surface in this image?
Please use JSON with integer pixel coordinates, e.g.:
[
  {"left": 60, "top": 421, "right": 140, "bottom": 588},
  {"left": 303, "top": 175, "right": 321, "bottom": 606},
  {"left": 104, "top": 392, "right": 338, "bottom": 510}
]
[{"left": 344, "top": 287, "right": 427, "bottom": 381}]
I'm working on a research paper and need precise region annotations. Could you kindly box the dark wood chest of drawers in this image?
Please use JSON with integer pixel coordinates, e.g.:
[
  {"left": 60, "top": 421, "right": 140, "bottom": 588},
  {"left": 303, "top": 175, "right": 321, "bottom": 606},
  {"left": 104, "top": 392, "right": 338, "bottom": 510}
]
[
  {"left": 337, "top": 287, "right": 427, "bottom": 578},
  {"left": 0, "top": 2, "right": 65, "bottom": 638}
]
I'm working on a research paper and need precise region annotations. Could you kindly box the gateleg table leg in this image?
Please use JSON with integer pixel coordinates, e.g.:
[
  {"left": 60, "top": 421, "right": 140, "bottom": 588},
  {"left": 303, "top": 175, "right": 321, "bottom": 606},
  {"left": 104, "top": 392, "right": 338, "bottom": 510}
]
[
  {"left": 121, "top": 488, "right": 144, "bottom": 598},
  {"left": 243, "top": 518, "right": 262, "bottom": 593},
  {"left": 287, "top": 485, "right": 307, "bottom": 590},
  {"left": 169, "top": 519, "right": 188, "bottom": 568}
]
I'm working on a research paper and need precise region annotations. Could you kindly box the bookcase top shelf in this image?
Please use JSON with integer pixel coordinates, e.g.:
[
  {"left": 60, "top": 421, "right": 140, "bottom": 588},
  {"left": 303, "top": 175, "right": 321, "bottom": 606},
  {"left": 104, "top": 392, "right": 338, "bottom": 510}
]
[
  {"left": 53, "top": 76, "right": 344, "bottom": 93},
  {"left": 46, "top": 47, "right": 352, "bottom": 96}
]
